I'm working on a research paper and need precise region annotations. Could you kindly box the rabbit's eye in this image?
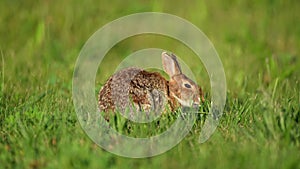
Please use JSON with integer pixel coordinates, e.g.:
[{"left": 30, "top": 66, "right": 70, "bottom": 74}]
[{"left": 184, "top": 83, "right": 191, "bottom": 88}]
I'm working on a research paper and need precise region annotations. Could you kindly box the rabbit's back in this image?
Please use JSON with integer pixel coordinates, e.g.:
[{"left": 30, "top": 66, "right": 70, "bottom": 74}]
[{"left": 98, "top": 67, "right": 169, "bottom": 113}]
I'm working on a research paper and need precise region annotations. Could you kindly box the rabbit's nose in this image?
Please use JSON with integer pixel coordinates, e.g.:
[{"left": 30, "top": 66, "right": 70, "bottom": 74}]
[{"left": 193, "top": 97, "right": 200, "bottom": 105}]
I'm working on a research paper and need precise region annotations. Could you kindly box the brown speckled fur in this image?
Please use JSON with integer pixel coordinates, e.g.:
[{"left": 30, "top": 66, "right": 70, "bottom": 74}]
[
  {"left": 98, "top": 77, "right": 115, "bottom": 111},
  {"left": 98, "top": 67, "right": 179, "bottom": 115}
]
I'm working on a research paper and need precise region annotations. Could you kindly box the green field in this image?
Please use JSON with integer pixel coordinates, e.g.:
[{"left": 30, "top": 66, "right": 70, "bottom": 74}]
[{"left": 1, "top": 1, "right": 300, "bottom": 169}]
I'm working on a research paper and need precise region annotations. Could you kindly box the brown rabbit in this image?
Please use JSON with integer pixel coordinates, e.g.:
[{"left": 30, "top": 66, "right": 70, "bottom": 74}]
[{"left": 98, "top": 52, "right": 204, "bottom": 119}]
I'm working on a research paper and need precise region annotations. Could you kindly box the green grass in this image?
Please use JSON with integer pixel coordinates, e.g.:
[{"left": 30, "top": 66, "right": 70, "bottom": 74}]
[{"left": 1, "top": 0, "right": 300, "bottom": 169}]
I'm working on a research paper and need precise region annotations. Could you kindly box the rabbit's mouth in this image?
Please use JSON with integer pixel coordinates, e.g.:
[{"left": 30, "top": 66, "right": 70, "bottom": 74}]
[
  {"left": 172, "top": 95, "right": 200, "bottom": 109},
  {"left": 192, "top": 103, "right": 200, "bottom": 110}
]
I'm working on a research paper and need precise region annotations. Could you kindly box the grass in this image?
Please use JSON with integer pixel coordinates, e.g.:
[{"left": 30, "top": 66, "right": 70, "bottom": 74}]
[{"left": 0, "top": 0, "right": 300, "bottom": 169}]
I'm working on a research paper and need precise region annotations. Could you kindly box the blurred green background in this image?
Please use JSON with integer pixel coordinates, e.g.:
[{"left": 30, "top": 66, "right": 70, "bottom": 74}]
[{"left": 0, "top": 0, "right": 299, "bottom": 169}]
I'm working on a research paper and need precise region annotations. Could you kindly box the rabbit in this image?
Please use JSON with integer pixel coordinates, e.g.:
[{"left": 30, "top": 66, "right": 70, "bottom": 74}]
[{"left": 98, "top": 52, "right": 204, "bottom": 120}]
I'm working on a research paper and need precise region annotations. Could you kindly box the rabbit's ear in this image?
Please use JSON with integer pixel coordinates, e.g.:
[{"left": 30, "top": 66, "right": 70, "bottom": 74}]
[{"left": 162, "top": 52, "right": 182, "bottom": 77}]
